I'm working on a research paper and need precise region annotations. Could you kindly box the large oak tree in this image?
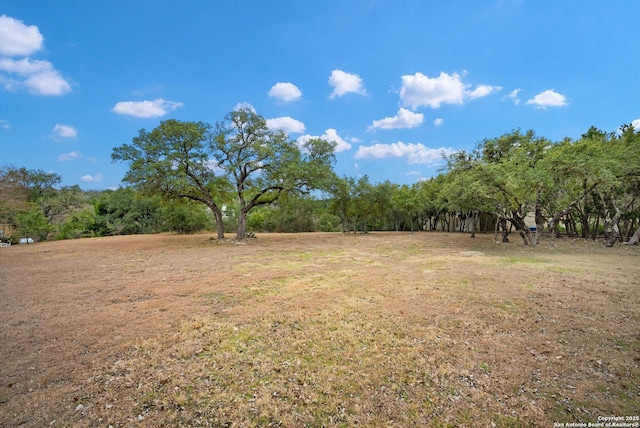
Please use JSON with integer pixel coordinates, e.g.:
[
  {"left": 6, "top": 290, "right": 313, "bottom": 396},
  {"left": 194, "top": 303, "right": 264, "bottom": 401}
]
[{"left": 112, "top": 107, "right": 336, "bottom": 239}]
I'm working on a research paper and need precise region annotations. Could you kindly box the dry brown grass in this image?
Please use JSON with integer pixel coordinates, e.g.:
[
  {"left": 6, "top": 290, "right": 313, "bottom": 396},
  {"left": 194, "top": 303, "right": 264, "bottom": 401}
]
[{"left": 0, "top": 232, "right": 638, "bottom": 427}]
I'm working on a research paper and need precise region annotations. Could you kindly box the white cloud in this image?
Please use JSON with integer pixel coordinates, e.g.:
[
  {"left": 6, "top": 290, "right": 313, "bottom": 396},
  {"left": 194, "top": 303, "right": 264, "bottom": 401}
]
[
  {"left": 268, "top": 82, "right": 302, "bottom": 102},
  {"left": 52, "top": 123, "right": 77, "bottom": 139},
  {"left": 400, "top": 71, "right": 500, "bottom": 109},
  {"left": 58, "top": 151, "right": 81, "bottom": 161},
  {"left": 467, "top": 84, "right": 502, "bottom": 99},
  {"left": 0, "top": 119, "right": 9, "bottom": 130},
  {"left": 112, "top": 98, "right": 184, "bottom": 118},
  {"left": 0, "top": 16, "right": 72, "bottom": 96},
  {"left": 266, "top": 116, "right": 306, "bottom": 134},
  {"left": 0, "top": 57, "right": 71, "bottom": 96},
  {"left": 631, "top": 119, "right": 640, "bottom": 131},
  {"left": 24, "top": 69, "right": 71, "bottom": 95},
  {"left": 0, "top": 57, "right": 49, "bottom": 74},
  {"left": 321, "top": 129, "right": 351, "bottom": 151},
  {"left": 525, "top": 89, "right": 567, "bottom": 108},
  {"left": 433, "top": 118, "right": 444, "bottom": 126},
  {"left": 400, "top": 72, "right": 466, "bottom": 109},
  {"left": 329, "top": 69, "right": 366, "bottom": 98},
  {"left": 296, "top": 128, "right": 351, "bottom": 152},
  {"left": 81, "top": 173, "right": 102, "bottom": 183},
  {"left": 369, "top": 108, "right": 424, "bottom": 130},
  {"left": 507, "top": 88, "right": 522, "bottom": 105},
  {"left": 0, "top": 15, "right": 43, "bottom": 56},
  {"left": 233, "top": 102, "right": 256, "bottom": 113},
  {"left": 355, "top": 141, "right": 455, "bottom": 165}
]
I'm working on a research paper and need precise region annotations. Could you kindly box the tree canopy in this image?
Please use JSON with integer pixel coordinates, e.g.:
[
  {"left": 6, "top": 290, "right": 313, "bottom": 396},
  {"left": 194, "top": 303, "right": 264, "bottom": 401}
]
[
  {"left": 2, "top": 121, "right": 639, "bottom": 247},
  {"left": 112, "top": 108, "right": 336, "bottom": 239}
]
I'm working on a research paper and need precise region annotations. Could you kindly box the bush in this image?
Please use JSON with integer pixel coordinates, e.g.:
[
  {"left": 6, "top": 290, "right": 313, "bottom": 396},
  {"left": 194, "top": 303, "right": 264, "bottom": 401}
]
[{"left": 161, "top": 203, "right": 212, "bottom": 234}]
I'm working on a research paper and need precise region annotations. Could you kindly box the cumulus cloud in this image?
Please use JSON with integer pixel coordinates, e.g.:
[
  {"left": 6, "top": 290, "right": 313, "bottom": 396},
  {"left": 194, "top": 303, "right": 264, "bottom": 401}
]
[
  {"left": 0, "top": 15, "right": 43, "bottom": 56},
  {"left": 355, "top": 141, "right": 455, "bottom": 165},
  {"left": 0, "top": 15, "right": 72, "bottom": 96},
  {"left": 268, "top": 82, "right": 302, "bottom": 102},
  {"left": 58, "top": 151, "right": 81, "bottom": 161},
  {"left": 399, "top": 71, "right": 500, "bottom": 109},
  {"left": 0, "top": 57, "right": 71, "bottom": 96},
  {"left": 433, "top": 118, "right": 444, "bottom": 126},
  {"left": 266, "top": 116, "right": 306, "bottom": 134},
  {"left": 297, "top": 128, "right": 351, "bottom": 152},
  {"left": 369, "top": 108, "right": 424, "bottom": 130},
  {"left": 234, "top": 102, "right": 256, "bottom": 113},
  {"left": 81, "top": 173, "right": 102, "bottom": 183},
  {"left": 525, "top": 89, "right": 567, "bottom": 108},
  {"left": 112, "top": 98, "right": 184, "bottom": 118},
  {"left": 632, "top": 118, "right": 640, "bottom": 131},
  {"left": 52, "top": 123, "right": 77, "bottom": 139},
  {"left": 400, "top": 72, "right": 466, "bottom": 109},
  {"left": 329, "top": 69, "right": 366, "bottom": 98}
]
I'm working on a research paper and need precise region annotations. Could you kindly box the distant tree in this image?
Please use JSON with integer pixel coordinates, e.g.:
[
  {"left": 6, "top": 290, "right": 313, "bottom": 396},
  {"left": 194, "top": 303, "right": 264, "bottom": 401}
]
[
  {"left": 0, "top": 166, "right": 64, "bottom": 240},
  {"left": 211, "top": 107, "right": 336, "bottom": 239},
  {"left": 15, "top": 207, "right": 51, "bottom": 241},
  {"left": 0, "top": 165, "right": 31, "bottom": 228},
  {"left": 599, "top": 124, "right": 640, "bottom": 246},
  {"left": 444, "top": 130, "right": 550, "bottom": 245},
  {"left": 57, "top": 208, "right": 96, "bottom": 240},
  {"left": 161, "top": 200, "right": 212, "bottom": 234},
  {"left": 328, "top": 175, "right": 355, "bottom": 233},
  {"left": 93, "top": 188, "right": 165, "bottom": 236}
]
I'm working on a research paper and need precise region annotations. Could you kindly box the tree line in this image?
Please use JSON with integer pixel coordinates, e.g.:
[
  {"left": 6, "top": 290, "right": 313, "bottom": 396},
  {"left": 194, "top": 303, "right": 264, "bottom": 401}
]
[{"left": 1, "top": 108, "right": 639, "bottom": 247}]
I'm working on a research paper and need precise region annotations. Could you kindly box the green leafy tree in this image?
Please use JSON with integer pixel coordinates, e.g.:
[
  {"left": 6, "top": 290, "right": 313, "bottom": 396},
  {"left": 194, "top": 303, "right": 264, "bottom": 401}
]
[
  {"left": 161, "top": 200, "right": 212, "bottom": 234},
  {"left": 212, "top": 107, "right": 336, "bottom": 238},
  {"left": 0, "top": 165, "right": 31, "bottom": 230},
  {"left": 0, "top": 166, "right": 64, "bottom": 240},
  {"left": 57, "top": 208, "right": 96, "bottom": 240},
  {"left": 350, "top": 175, "right": 375, "bottom": 233},
  {"left": 537, "top": 131, "right": 614, "bottom": 244},
  {"left": 93, "top": 187, "right": 165, "bottom": 236},
  {"left": 112, "top": 120, "right": 231, "bottom": 238},
  {"left": 444, "top": 130, "right": 550, "bottom": 244},
  {"left": 328, "top": 175, "right": 355, "bottom": 233},
  {"left": 15, "top": 207, "right": 51, "bottom": 241},
  {"left": 113, "top": 109, "right": 336, "bottom": 240}
]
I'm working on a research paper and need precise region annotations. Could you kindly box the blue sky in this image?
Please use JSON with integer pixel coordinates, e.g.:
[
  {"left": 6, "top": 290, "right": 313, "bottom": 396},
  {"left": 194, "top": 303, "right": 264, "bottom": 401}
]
[{"left": 1, "top": 1, "right": 639, "bottom": 190}]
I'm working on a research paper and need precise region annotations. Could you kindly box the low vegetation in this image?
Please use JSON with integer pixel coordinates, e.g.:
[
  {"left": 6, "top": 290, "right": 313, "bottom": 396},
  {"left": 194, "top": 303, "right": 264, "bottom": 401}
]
[{"left": 1, "top": 232, "right": 638, "bottom": 426}]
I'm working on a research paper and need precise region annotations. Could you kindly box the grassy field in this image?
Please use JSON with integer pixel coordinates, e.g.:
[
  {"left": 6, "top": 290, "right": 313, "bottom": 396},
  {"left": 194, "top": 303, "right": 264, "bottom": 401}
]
[{"left": 1, "top": 232, "right": 638, "bottom": 427}]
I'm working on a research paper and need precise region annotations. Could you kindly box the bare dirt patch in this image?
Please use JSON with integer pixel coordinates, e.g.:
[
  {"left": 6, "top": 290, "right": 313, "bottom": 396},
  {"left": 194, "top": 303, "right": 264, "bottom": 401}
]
[{"left": 1, "top": 232, "right": 638, "bottom": 427}]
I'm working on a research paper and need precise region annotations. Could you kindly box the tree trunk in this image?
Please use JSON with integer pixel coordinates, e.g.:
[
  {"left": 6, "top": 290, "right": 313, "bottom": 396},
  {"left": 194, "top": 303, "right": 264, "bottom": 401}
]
[
  {"left": 500, "top": 217, "right": 509, "bottom": 243},
  {"left": 236, "top": 210, "right": 247, "bottom": 239},
  {"left": 470, "top": 210, "right": 478, "bottom": 238},
  {"left": 547, "top": 182, "right": 600, "bottom": 246},
  {"left": 580, "top": 216, "right": 590, "bottom": 239},
  {"left": 626, "top": 224, "right": 640, "bottom": 246},
  {"left": 566, "top": 213, "right": 576, "bottom": 237},
  {"left": 210, "top": 205, "right": 225, "bottom": 239},
  {"left": 509, "top": 215, "right": 532, "bottom": 245},
  {"left": 534, "top": 189, "right": 544, "bottom": 245},
  {"left": 603, "top": 204, "right": 621, "bottom": 247},
  {"left": 591, "top": 216, "right": 600, "bottom": 240}
]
